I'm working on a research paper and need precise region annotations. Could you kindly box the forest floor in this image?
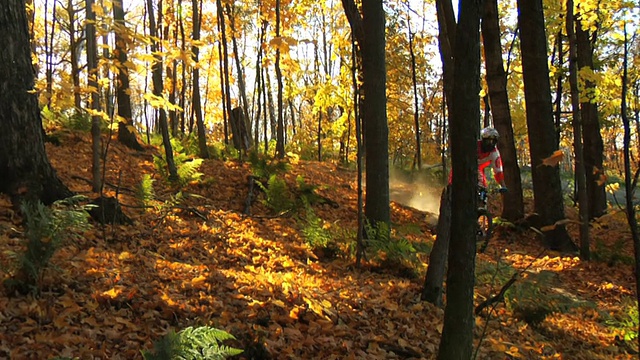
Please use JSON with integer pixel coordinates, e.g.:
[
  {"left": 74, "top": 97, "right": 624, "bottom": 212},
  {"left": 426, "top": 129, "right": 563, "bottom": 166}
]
[{"left": 0, "top": 131, "right": 638, "bottom": 359}]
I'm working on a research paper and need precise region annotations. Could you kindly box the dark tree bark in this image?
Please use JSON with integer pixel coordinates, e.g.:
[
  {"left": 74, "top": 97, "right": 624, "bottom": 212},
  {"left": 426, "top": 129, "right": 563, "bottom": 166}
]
[
  {"left": 517, "top": 0, "right": 576, "bottom": 252},
  {"left": 0, "top": 0, "right": 73, "bottom": 204},
  {"left": 421, "top": 186, "right": 451, "bottom": 306},
  {"left": 275, "top": 0, "right": 285, "bottom": 158},
  {"left": 435, "top": 0, "right": 456, "bottom": 115},
  {"left": 341, "top": 0, "right": 390, "bottom": 227},
  {"left": 113, "top": 0, "right": 144, "bottom": 151},
  {"left": 567, "top": 0, "right": 590, "bottom": 260},
  {"left": 64, "top": 0, "right": 82, "bottom": 110},
  {"left": 147, "top": 0, "right": 178, "bottom": 181},
  {"left": 619, "top": 23, "right": 640, "bottom": 354},
  {"left": 216, "top": 0, "right": 231, "bottom": 145},
  {"left": 481, "top": 0, "right": 524, "bottom": 221},
  {"left": 227, "top": 3, "right": 251, "bottom": 149},
  {"left": 438, "top": 0, "right": 481, "bottom": 357},
  {"left": 576, "top": 12, "right": 606, "bottom": 219},
  {"left": 86, "top": 0, "right": 102, "bottom": 192},
  {"left": 407, "top": 16, "right": 422, "bottom": 170},
  {"left": 192, "top": 0, "right": 209, "bottom": 159}
]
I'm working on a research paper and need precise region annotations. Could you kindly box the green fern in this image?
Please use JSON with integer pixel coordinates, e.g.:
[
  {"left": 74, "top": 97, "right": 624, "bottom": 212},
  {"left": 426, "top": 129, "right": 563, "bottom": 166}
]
[
  {"left": 142, "top": 326, "right": 242, "bottom": 360},
  {"left": 363, "top": 221, "right": 420, "bottom": 266},
  {"left": 136, "top": 174, "right": 156, "bottom": 207},
  {"left": 177, "top": 159, "right": 204, "bottom": 186},
  {"left": 153, "top": 138, "right": 204, "bottom": 187},
  {"left": 7, "top": 196, "right": 92, "bottom": 293},
  {"left": 248, "top": 151, "right": 290, "bottom": 180},
  {"left": 256, "top": 175, "right": 293, "bottom": 213},
  {"left": 301, "top": 205, "right": 332, "bottom": 249}
]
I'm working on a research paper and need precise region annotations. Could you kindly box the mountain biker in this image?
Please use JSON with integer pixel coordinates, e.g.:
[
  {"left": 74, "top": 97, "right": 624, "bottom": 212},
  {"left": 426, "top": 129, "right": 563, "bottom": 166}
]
[
  {"left": 448, "top": 127, "right": 508, "bottom": 193},
  {"left": 477, "top": 127, "right": 508, "bottom": 193}
]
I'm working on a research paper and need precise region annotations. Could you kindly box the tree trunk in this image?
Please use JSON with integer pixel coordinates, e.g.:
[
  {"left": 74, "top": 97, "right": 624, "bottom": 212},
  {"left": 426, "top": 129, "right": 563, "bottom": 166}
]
[
  {"left": 576, "top": 13, "right": 606, "bottom": 219},
  {"left": 275, "top": 0, "right": 285, "bottom": 158},
  {"left": 86, "top": 0, "right": 102, "bottom": 192},
  {"left": 619, "top": 23, "right": 640, "bottom": 354},
  {"left": 65, "top": 0, "right": 82, "bottom": 110},
  {"left": 435, "top": 0, "right": 456, "bottom": 115},
  {"left": 421, "top": 186, "right": 451, "bottom": 306},
  {"left": 216, "top": 0, "right": 232, "bottom": 146},
  {"left": 113, "top": 0, "right": 144, "bottom": 151},
  {"left": 481, "top": 0, "right": 524, "bottom": 221},
  {"left": 437, "top": 0, "right": 481, "bottom": 358},
  {"left": 517, "top": 0, "right": 577, "bottom": 252},
  {"left": 408, "top": 17, "right": 422, "bottom": 170},
  {"left": 192, "top": 0, "right": 209, "bottom": 159},
  {"left": 227, "top": 3, "right": 252, "bottom": 149},
  {"left": 147, "top": 0, "right": 178, "bottom": 181},
  {"left": 342, "top": 0, "right": 390, "bottom": 227},
  {"left": 0, "top": 0, "right": 73, "bottom": 204},
  {"left": 566, "top": 0, "right": 590, "bottom": 260}
]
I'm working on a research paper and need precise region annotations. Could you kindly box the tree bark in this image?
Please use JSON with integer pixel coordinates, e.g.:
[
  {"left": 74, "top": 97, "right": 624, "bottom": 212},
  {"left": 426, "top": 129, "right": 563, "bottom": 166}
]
[
  {"left": 481, "top": 0, "right": 525, "bottom": 221},
  {"left": 438, "top": 0, "right": 481, "bottom": 357},
  {"left": 192, "top": 0, "right": 209, "bottom": 159},
  {"left": 342, "top": 0, "right": 390, "bottom": 227},
  {"left": 216, "top": 0, "right": 231, "bottom": 145},
  {"left": 567, "top": 0, "right": 590, "bottom": 260},
  {"left": 0, "top": 0, "right": 73, "bottom": 204},
  {"left": 113, "top": 0, "right": 144, "bottom": 151},
  {"left": 421, "top": 186, "right": 451, "bottom": 306},
  {"left": 275, "top": 0, "right": 285, "bottom": 158},
  {"left": 86, "top": 0, "right": 102, "bottom": 192},
  {"left": 517, "top": 0, "right": 576, "bottom": 252},
  {"left": 576, "top": 12, "right": 606, "bottom": 219},
  {"left": 147, "top": 0, "right": 178, "bottom": 181}
]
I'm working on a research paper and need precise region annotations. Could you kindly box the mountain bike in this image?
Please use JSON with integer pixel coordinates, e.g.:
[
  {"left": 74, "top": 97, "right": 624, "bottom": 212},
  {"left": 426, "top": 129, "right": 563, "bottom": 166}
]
[{"left": 476, "top": 186, "right": 493, "bottom": 253}]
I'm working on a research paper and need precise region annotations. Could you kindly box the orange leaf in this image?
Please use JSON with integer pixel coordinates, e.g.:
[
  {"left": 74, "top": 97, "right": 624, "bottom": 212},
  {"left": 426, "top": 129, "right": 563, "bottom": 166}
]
[{"left": 540, "top": 150, "right": 564, "bottom": 167}]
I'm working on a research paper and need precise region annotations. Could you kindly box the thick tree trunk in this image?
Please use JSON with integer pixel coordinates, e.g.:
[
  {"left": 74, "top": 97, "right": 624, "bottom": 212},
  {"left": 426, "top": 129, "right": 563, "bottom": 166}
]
[
  {"left": 482, "top": 0, "right": 525, "bottom": 222},
  {"left": 421, "top": 186, "right": 451, "bottom": 306},
  {"left": 0, "top": 0, "right": 73, "bottom": 204},
  {"left": 362, "top": 1, "right": 390, "bottom": 227},
  {"left": 113, "top": 0, "right": 144, "bottom": 151},
  {"left": 438, "top": 0, "right": 481, "bottom": 357},
  {"left": 576, "top": 17, "right": 606, "bottom": 219},
  {"left": 517, "top": 0, "right": 577, "bottom": 252}
]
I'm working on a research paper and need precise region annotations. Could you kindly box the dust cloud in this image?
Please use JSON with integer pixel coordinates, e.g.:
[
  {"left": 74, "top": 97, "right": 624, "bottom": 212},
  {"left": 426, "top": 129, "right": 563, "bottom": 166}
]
[{"left": 389, "top": 169, "right": 442, "bottom": 215}]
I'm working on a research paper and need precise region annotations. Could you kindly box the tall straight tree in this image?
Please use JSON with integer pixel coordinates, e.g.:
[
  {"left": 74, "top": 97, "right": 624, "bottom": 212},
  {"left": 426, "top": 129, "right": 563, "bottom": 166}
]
[
  {"left": 216, "top": 0, "right": 231, "bottom": 145},
  {"left": 147, "top": 0, "right": 178, "bottom": 181},
  {"left": 576, "top": 9, "right": 606, "bottom": 219},
  {"left": 567, "top": 0, "right": 590, "bottom": 260},
  {"left": 0, "top": 0, "right": 73, "bottom": 204},
  {"left": 481, "top": 0, "right": 524, "bottom": 221},
  {"left": 517, "top": 0, "right": 576, "bottom": 251},
  {"left": 86, "top": 0, "right": 102, "bottom": 192},
  {"left": 191, "top": 0, "right": 209, "bottom": 159},
  {"left": 274, "top": 0, "right": 285, "bottom": 158},
  {"left": 437, "top": 0, "right": 481, "bottom": 357},
  {"left": 113, "top": 0, "right": 144, "bottom": 151},
  {"left": 341, "top": 0, "right": 390, "bottom": 228}
]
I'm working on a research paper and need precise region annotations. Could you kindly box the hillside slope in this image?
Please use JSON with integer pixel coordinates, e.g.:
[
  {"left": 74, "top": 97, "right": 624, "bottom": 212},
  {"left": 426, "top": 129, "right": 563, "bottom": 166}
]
[{"left": 0, "top": 134, "right": 637, "bottom": 359}]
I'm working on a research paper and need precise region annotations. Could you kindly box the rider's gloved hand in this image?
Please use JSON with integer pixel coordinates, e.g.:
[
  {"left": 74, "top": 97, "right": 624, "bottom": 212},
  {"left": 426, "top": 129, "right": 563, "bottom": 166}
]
[{"left": 499, "top": 187, "right": 508, "bottom": 194}]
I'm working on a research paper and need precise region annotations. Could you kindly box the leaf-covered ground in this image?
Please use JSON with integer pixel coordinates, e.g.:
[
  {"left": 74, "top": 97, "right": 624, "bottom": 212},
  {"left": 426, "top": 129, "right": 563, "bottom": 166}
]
[{"left": 0, "top": 133, "right": 638, "bottom": 359}]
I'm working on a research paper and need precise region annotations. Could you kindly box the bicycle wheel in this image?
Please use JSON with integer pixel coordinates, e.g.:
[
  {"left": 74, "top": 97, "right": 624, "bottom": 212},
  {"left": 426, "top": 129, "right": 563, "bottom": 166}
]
[{"left": 476, "top": 208, "right": 493, "bottom": 253}]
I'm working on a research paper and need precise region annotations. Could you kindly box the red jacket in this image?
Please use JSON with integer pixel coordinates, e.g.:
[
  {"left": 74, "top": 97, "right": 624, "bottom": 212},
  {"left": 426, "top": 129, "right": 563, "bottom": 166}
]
[{"left": 448, "top": 140, "right": 504, "bottom": 187}]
